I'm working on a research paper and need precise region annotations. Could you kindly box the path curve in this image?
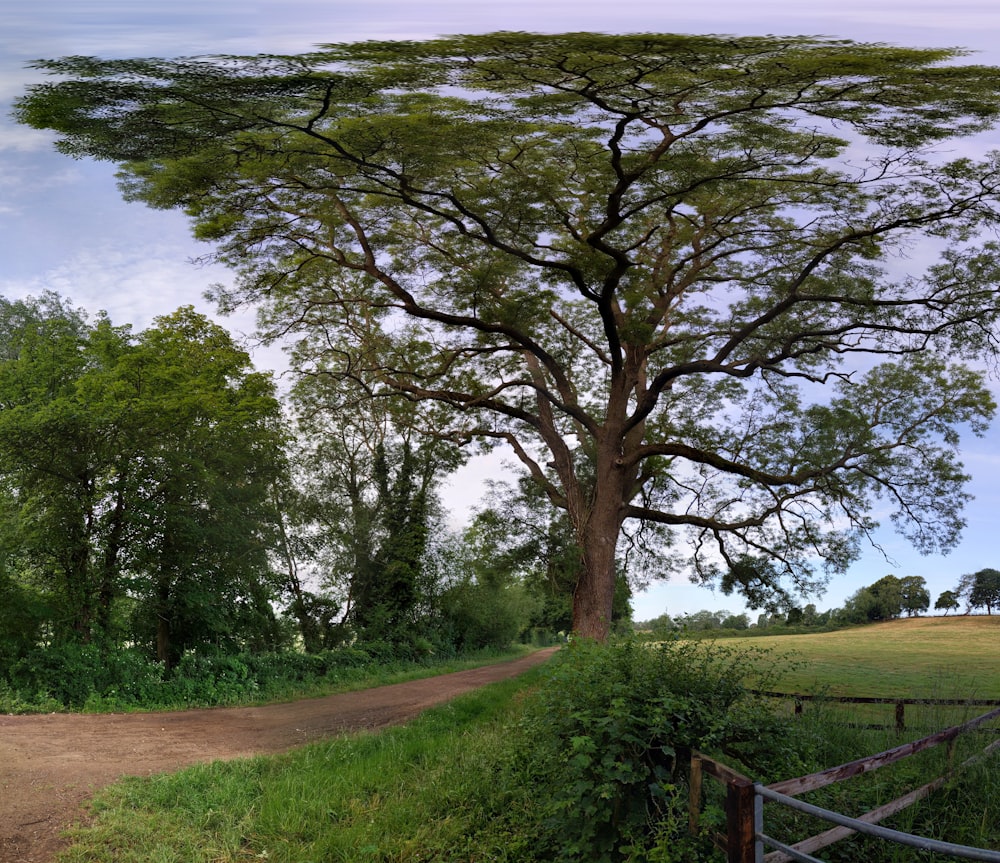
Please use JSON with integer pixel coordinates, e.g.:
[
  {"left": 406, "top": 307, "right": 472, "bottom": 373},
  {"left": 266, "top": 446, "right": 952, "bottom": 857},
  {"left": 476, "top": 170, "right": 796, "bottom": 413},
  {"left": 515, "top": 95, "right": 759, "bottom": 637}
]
[{"left": 0, "top": 648, "right": 558, "bottom": 863}]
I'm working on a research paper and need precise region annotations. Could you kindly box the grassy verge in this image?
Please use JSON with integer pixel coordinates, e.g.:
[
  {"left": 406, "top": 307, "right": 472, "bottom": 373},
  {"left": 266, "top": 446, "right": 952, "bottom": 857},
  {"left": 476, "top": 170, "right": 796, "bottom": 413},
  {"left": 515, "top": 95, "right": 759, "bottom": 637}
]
[
  {"left": 52, "top": 626, "right": 1000, "bottom": 862},
  {"left": 59, "top": 667, "right": 547, "bottom": 863}
]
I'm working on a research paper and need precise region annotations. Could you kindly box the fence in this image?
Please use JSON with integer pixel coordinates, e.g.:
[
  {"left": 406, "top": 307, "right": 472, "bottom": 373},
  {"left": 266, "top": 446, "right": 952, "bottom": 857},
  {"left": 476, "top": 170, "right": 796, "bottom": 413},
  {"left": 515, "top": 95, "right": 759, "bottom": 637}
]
[
  {"left": 751, "top": 689, "right": 1000, "bottom": 733},
  {"left": 689, "top": 704, "right": 1000, "bottom": 862}
]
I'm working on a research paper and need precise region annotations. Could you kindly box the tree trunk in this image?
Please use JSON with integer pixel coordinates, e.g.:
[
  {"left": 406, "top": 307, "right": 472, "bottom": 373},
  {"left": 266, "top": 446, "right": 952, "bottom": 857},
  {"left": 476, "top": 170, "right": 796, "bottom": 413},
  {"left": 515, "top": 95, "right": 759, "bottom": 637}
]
[
  {"left": 96, "top": 479, "right": 129, "bottom": 634},
  {"left": 572, "top": 535, "right": 618, "bottom": 641},
  {"left": 571, "top": 460, "right": 627, "bottom": 642},
  {"left": 155, "top": 577, "right": 172, "bottom": 669}
]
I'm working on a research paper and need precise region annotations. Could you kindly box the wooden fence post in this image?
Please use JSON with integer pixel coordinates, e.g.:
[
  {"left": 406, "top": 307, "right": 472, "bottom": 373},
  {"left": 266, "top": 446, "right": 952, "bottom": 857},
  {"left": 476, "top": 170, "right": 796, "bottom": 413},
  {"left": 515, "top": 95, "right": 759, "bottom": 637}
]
[
  {"left": 726, "top": 776, "right": 757, "bottom": 863},
  {"left": 895, "top": 701, "right": 905, "bottom": 734},
  {"left": 689, "top": 752, "right": 703, "bottom": 836}
]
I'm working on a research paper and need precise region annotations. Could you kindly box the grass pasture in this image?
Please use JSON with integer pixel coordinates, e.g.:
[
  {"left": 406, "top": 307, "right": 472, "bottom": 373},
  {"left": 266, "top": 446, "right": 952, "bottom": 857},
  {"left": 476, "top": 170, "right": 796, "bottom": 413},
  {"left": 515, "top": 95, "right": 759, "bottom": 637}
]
[
  {"left": 722, "top": 618, "right": 1000, "bottom": 857},
  {"left": 724, "top": 615, "right": 1000, "bottom": 700}
]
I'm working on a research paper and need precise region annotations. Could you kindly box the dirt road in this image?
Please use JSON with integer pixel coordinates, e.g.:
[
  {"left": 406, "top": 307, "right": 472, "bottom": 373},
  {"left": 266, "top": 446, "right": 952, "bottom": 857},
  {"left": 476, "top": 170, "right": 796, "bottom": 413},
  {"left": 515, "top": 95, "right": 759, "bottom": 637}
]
[{"left": 0, "top": 648, "right": 557, "bottom": 863}]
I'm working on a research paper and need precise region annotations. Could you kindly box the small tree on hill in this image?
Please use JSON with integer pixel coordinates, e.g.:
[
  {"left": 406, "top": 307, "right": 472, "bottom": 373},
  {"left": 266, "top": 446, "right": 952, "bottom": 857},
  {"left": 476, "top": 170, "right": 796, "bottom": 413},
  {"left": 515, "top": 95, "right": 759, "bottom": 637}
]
[
  {"left": 969, "top": 568, "right": 1000, "bottom": 615},
  {"left": 934, "top": 590, "right": 960, "bottom": 615},
  {"left": 899, "top": 576, "right": 931, "bottom": 617}
]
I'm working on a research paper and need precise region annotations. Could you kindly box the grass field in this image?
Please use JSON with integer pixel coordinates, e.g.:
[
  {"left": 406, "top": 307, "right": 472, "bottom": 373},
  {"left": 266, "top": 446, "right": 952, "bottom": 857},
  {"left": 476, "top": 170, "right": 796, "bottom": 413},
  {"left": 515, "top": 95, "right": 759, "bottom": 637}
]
[{"left": 724, "top": 615, "right": 1000, "bottom": 699}]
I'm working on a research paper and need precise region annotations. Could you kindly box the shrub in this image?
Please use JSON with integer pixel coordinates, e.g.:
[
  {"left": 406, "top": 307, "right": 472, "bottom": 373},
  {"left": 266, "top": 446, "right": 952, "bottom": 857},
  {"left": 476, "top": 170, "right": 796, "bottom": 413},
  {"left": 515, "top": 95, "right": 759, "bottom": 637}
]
[
  {"left": 510, "top": 638, "right": 798, "bottom": 862},
  {"left": 7, "top": 642, "right": 164, "bottom": 708}
]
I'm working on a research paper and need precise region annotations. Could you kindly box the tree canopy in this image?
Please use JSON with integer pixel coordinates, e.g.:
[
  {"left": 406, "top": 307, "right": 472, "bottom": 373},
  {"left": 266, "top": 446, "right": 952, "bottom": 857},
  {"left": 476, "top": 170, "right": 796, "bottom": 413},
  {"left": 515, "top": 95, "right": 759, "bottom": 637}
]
[
  {"left": 0, "top": 296, "right": 288, "bottom": 661},
  {"left": 18, "top": 32, "right": 1000, "bottom": 639},
  {"left": 968, "top": 568, "right": 1000, "bottom": 615}
]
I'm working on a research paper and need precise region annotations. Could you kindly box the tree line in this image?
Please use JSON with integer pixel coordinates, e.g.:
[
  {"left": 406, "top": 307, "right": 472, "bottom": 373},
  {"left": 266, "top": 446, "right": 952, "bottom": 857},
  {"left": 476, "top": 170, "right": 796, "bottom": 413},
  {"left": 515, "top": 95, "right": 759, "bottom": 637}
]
[
  {"left": 840, "top": 570, "right": 1000, "bottom": 621},
  {"left": 638, "top": 569, "right": 1000, "bottom": 634},
  {"left": 0, "top": 293, "right": 631, "bottom": 685}
]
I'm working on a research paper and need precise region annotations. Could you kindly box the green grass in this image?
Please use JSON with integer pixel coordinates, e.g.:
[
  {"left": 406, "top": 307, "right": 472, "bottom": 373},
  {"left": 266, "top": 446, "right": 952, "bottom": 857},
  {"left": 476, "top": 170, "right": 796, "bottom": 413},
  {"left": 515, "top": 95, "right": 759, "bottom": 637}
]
[
  {"left": 720, "top": 616, "right": 1000, "bottom": 698},
  {"left": 53, "top": 620, "right": 1000, "bottom": 862},
  {"left": 59, "top": 668, "right": 545, "bottom": 863}
]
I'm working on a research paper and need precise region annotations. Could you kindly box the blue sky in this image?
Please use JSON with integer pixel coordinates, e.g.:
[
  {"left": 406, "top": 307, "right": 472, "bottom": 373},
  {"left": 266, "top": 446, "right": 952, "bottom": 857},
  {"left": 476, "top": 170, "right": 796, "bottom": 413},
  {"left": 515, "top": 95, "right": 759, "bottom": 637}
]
[{"left": 3, "top": 0, "right": 1000, "bottom": 620}]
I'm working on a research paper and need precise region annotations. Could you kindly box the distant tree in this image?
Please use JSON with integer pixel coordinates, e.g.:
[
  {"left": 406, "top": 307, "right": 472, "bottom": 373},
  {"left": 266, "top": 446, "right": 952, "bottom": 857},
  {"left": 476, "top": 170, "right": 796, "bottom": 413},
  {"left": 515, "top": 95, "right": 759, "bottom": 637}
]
[
  {"left": 953, "top": 572, "right": 977, "bottom": 613},
  {"left": 722, "top": 613, "right": 750, "bottom": 630},
  {"left": 934, "top": 590, "right": 960, "bottom": 615},
  {"left": 969, "top": 568, "right": 1000, "bottom": 615},
  {"left": 899, "top": 576, "right": 931, "bottom": 617},
  {"left": 639, "top": 613, "right": 675, "bottom": 635},
  {"left": 785, "top": 606, "right": 804, "bottom": 626},
  {"left": 840, "top": 575, "right": 904, "bottom": 623},
  {"left": 867, "top": 575, "right": 904, "bottom": 621},
  {"left": 681, "top": 610, "right": 725, "bottom": 631}
]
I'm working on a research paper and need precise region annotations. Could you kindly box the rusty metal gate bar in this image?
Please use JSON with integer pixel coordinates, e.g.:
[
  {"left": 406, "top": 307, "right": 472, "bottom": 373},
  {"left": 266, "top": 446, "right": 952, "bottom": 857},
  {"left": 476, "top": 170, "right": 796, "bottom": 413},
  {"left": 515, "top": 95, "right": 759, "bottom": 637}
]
[{"left": 756, "top": 784, "right": 1000, "bottom": 863}]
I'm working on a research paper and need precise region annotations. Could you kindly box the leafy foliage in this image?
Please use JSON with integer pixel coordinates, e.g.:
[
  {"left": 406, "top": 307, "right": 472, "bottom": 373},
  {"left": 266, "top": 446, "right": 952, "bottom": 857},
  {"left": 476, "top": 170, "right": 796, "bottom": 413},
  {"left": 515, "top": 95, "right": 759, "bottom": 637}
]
[
  {"left": 0, "top": 296, "right": 288, "bottom": 662},
  {"left": 899, "top": 575, "right": 931, "bottom": 616},
  {"left": 279, "top": 364, "right": 464, "bottom": 650},
  {"left": 18, "top": 33, "right": 1000, "bottom": 638},
  {"left": 968, "top": 568, "right": 1000, "bottom": 614},
  {"left": 466, "top": 478, "right": 633, "bottom": 636},
  {"left": 0, "top": 639, "right": 492, "bottom": 712},
  {"left": 935, "top": 589, "right": 961, "bottom": 614},
  {"left": 511, "top": 639, "right": 797, "bottom": 861}
]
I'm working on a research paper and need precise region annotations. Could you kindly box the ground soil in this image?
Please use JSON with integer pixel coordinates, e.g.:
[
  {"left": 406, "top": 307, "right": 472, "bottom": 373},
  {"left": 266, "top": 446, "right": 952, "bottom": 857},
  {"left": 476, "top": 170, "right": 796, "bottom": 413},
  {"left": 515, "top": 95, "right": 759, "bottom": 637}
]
[{"left": 0, "top": 647, "right": 558, "bottom": 863}]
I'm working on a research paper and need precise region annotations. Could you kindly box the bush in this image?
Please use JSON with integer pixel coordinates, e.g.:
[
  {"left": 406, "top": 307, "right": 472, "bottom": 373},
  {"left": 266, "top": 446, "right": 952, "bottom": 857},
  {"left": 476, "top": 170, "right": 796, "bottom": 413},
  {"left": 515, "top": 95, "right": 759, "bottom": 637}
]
[
  {"left": 509, "top": 638, "right": 798, "bottom": 862},
  {"left": 7, "top": 642, "right": 165, "bottom": 708}
]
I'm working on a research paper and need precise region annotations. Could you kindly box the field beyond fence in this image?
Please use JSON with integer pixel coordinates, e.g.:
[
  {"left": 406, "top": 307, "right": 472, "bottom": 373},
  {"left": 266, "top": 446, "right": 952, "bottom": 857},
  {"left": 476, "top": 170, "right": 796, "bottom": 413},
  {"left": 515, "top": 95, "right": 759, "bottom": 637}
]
[{"left": 723, "top": 616, "right": 1000, "bottom": 699}]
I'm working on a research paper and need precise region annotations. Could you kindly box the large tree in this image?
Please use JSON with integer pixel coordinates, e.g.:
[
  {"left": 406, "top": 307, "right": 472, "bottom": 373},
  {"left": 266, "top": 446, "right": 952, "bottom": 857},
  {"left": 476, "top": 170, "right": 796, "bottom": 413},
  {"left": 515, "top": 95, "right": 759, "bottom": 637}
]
[
  {"left": 0, "top": 297, "right": 288, "bottom": 657},
  {"left": 18, "top": 34, "right": 1000, "bottom": 639},
  {"left": 123, "top": 308, "right": 289, "bottom": 665},
  {"left": 0, "top": 294, "right": 135, "bottom": 641},
  {"left": 968, "top": 568, "right": 1000, "bottom": 615}
]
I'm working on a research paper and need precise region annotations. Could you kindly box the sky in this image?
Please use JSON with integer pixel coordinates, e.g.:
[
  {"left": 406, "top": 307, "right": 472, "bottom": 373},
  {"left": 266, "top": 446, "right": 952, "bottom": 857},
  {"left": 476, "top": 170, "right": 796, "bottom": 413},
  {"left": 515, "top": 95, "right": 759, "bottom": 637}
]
[{"left": 3, "top": 0, "right": 1000, "bottom": 622}]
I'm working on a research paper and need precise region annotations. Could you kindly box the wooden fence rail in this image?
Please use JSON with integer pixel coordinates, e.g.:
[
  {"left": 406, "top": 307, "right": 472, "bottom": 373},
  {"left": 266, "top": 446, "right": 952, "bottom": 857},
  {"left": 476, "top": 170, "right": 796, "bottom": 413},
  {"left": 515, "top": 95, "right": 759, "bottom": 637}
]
[
  {"left": 690, "top": 704, "right": 1000, "bottom": 862},
  {"left": 749, "top": 690, "right": 1000, "bottom": 733}
]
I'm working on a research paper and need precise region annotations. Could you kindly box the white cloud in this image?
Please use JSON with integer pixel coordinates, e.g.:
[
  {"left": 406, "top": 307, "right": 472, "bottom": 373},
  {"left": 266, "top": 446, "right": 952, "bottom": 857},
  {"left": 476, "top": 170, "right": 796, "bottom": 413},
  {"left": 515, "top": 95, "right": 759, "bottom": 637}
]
[
  {"left": 0, "top": 239, "right": 288, "bottom": 374},
  {"left": 0, "top": 125, "right": 58, "bottom": 153}
]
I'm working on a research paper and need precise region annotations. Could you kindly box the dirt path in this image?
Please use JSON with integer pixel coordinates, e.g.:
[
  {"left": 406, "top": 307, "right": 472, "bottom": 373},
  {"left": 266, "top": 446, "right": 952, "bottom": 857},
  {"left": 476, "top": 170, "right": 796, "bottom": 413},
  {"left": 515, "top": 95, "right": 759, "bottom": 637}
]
[{"left": 0, "top": 648, "right": 557, "bottom": 863}]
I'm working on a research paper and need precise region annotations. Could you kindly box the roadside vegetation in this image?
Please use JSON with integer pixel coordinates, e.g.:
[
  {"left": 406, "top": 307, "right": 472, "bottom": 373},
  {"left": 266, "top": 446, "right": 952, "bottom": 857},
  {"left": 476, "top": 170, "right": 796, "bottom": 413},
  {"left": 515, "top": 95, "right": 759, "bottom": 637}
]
[
  {"left": 0, "top": 296, "right": 591, "bottom": 716},
  {"left": 55, "top": 621, "right": 1000, "bottom": 862},
  {"left": 0, "top": 641, "right": 538, "bottom": 715}
]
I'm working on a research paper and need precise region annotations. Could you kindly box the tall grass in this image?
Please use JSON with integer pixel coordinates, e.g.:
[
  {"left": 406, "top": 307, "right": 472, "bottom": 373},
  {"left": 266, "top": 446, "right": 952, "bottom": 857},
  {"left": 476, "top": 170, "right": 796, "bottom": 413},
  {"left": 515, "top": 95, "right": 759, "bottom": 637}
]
[{"left": 756, "top": 696, "right": 1000, "bottom": 860}]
